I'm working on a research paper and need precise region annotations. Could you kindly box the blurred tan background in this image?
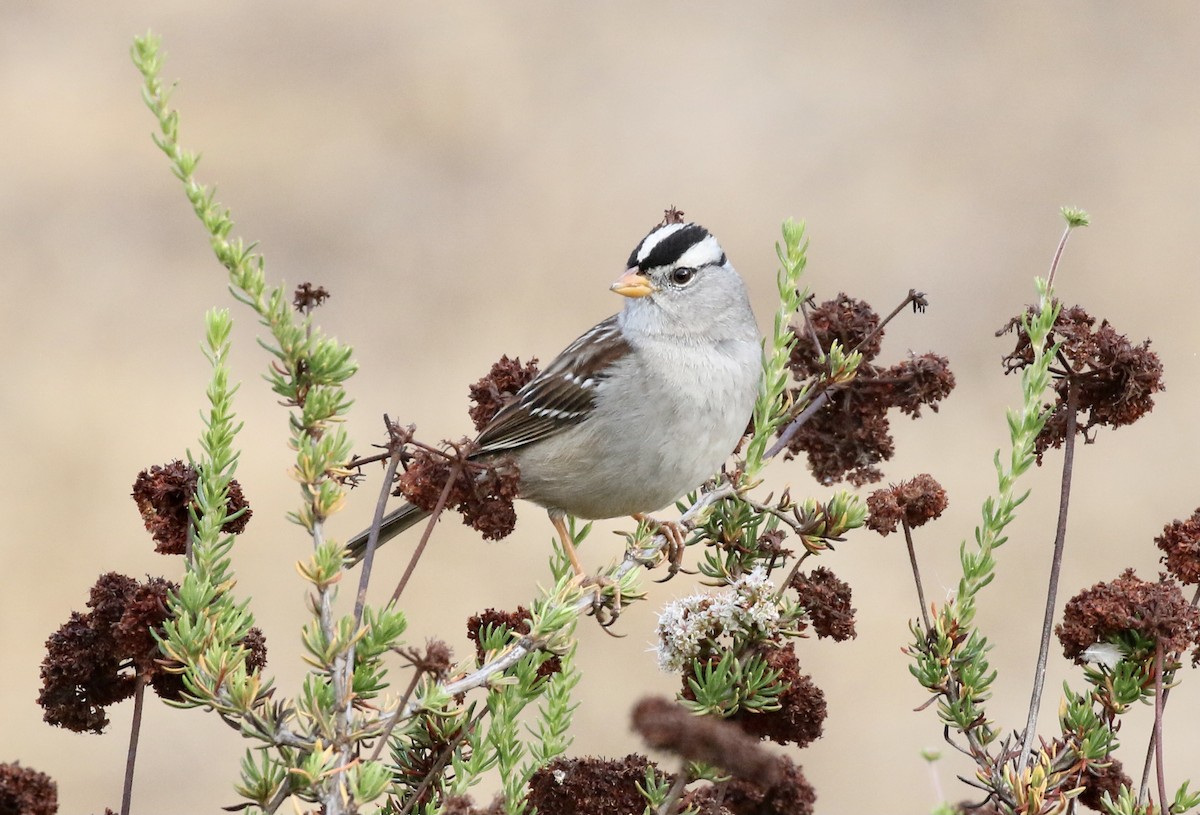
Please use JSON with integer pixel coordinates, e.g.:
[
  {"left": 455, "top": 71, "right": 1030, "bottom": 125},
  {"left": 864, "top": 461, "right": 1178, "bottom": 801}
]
[{"left": 4, "top": 3, "right": 1200, "bottom": 813}]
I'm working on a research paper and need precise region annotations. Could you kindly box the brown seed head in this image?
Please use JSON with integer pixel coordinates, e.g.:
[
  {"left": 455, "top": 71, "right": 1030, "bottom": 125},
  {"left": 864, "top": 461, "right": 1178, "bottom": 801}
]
[
  {"left": 1057, "top": 568, "right": 1200, "bottom": 663},
  {"left": 790, "top": 566, "right": 857, "bottom": 641},
  {"left": 0, "top": 762, "right": 58, "bottom": 815}
]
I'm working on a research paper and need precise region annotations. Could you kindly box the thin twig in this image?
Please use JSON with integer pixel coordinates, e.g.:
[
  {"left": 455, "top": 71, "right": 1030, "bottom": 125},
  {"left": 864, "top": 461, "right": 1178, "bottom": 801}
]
[
  {"left": 854, "top": 289, "right": 925, "bottom": 356},
  {"left": 903, "top": 519, "right": 933, "bottom": 632},
  {"left": 368, "top": 669, "right": 425, "bottom": 763},
  {"left": 396, "top": 708, "right": 486, "bottom": 815},
  {"left": 389, "top": 456, "right": 465, "bottom": 606},
  {"left": 764, "top": 389, "right": 833, "bottom": 460},
  {"left": 120, "top": 674, "right": 148, "bottom": 815},
  {"left": 771, "top": 551, "right": 811, "bottom": 603},
  {"left": 1045, "top": 225, "right": 1074, "bottom": 293},
  {"left": 1139, "top": 584, "right": 1200, "bottom": 804},
  {"left": 354, "top": 440, "right": 404, "bottom": 622},
  {"left": 262, "top": 782, "right": 292, "bottom": 815},
  {"left": 1153, "top": 641, "right": 1168, "bottom": 813},
  {"left": 1017, "top": 373, "right": 1079, "bottom": 771},
  {"left": 347, "top": 450, "right": 392, "bottom": 469}
]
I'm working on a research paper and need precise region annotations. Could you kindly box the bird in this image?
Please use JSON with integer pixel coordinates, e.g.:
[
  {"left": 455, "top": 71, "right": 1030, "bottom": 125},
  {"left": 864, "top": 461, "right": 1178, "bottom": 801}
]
[{"left": 346, "top": 216, "right": 762, "bottom": 579}]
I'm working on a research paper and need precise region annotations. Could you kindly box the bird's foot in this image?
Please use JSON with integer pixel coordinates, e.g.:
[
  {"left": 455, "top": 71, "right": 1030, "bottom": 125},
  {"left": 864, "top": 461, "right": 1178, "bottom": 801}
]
[
  {"left": 582, "top": 574, "right": 624, "bottom": 630},
  {"left": 631, "top": 513, "right": 691, "bottom": 582}
]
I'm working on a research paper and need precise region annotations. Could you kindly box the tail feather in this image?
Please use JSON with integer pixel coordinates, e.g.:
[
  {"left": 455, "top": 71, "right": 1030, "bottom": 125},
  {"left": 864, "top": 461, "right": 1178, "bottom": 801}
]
[{"left": 345, "top": 502, "right": 432, "bottom": 564}]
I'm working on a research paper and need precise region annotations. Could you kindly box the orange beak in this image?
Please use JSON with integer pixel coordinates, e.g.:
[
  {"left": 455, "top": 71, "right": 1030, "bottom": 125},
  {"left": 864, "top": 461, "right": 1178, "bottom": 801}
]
[{"left": 610, "top": 268, "right": 656, "bottom": 298}]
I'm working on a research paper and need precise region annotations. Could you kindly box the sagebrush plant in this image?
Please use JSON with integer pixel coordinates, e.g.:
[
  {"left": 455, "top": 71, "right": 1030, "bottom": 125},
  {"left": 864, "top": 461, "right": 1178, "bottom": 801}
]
[{"left": 11, "top": 30, "right": 1198, "bottom": 815}]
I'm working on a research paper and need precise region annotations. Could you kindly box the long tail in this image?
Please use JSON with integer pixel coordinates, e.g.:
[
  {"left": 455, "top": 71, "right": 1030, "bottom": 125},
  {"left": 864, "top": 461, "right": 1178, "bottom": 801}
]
[{"left": 345, "top": 502, "right": 432, "bottom": 564}]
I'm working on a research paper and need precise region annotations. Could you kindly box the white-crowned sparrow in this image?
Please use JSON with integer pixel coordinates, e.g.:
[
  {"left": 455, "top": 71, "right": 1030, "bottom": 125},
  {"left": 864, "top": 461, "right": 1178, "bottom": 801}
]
[{"left": 348, "top": 218, "right": 761, "bottom": 575}]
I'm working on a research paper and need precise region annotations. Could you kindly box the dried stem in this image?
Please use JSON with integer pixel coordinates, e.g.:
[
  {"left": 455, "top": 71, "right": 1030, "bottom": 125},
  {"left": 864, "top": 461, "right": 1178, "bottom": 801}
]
[
  {"left": 1045, "top": 224, "right": 1074, "bottom": 292},
  {"left": 368, "top": 668, "right": 424, "bottom": 763},
  {"left": 903, "top": 519, "right": 933, "bottom": 632},
  {"left": 353, "top": 435, "right": 405, "bottom": 622},
  {"left": 1017, "top": 373, "right": 1079, "bottom": 771},
  {"left": 1153, "top": 640, "right": 1169, "bottom": 814},
  {"left": 120, "top": 673, "right": 148, "bottom": 815},
  {"left": 1138, "top": 584, "right": 1200, "bottom": 804},
  {"left": 389, "top": 456, "right": 465, "bottom": 606},
  {"left": 854, "top": 288, "right": 926, "bottom": 355},
  {"left": 396, "top": 709, "right": 485, "bottom": 815},
  {"left": 764, "top": 389, "right": 833, "bottom": 460},
  {"left": 772, "top": 551, "right": 812, "bottom": 604}
]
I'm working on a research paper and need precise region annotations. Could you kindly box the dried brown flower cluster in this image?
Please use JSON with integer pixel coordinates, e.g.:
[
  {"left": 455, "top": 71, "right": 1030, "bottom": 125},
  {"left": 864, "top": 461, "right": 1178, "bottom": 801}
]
[
  {"left": 1156, "top": 508, "right": 1200, "bottom": 586},
  {"left": 0, "top": 762, "right": 57, "bottom": 815},
  {"left": 387, "top": 355, "right": 539, "bottom": 540},
  {"left": 1056, "top": 568, "right": 1200, "bottom": 664},
  {"left": 1076, "top": 757, "right": 1132, "bottom": 813},
  {"left": 526, "top": 755, "right": 665, "bottom": 815},
  {"left": 466, "top": 607, "right": 560, "bottom": 678},
  {"left": 784, "top": 294, "right": 955, "bottom": 485},
  {"left": 132, "top": 460, "right": 251, "bottom": 555},
  {"left": 397, "top": 639, "right": 454, "bottom": 682},
  {"left": 467, "top": 355, "right": 540, "bottom": 431},
  {"left": 999, "top": 304, "right": 1164, "bottom": 462},
  {"left": 727, "top": 643, "right": 827, "bottom": 747},
  {"left": 662, "top": 206, "right": 687, "bottom": 225},
  {"left": 292, "top": 282, "right": 330, "bottom": 312},
  {"left": 790, "top": 567, "right": 857, "bottom": 641},
  {"left": 37, "top": 572, "right": 267, "bottom": 733},
  {"left": 397, "top": 445, "right": 521, "bottom": 540},
  {"left": 865, "top": 473, "right": 948, "bottom": 535}
]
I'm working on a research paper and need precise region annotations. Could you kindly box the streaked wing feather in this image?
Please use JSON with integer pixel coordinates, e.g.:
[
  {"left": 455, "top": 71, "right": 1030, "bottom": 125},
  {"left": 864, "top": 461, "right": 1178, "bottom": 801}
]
[{"left": 474, "top": 315, "right": 631, "bottom": 455}]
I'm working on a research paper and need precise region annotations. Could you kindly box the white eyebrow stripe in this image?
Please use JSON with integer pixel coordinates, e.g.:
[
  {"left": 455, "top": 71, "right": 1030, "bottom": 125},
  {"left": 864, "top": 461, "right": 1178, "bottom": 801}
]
[{"left": 672, "top": 233, "right": 724, "bottom": 269}]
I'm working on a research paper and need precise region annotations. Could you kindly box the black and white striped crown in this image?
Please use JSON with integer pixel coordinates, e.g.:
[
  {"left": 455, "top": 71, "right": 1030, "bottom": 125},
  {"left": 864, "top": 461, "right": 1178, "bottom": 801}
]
[{"left": 627, "top": 221, "right": 726, "bottom": 272}]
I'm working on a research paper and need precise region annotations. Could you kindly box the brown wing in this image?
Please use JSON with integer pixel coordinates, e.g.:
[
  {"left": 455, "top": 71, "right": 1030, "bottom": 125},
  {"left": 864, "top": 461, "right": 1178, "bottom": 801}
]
[{"left": 474, "top": 315, "right": 632, "bottom": 456}]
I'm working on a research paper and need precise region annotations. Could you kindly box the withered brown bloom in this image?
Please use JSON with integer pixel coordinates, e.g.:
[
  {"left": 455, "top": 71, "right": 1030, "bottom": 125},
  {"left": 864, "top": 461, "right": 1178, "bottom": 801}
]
[
  {"left": 1076, "top": 757, "right": 1131, "bottom": 813},
  {"left": 865, "top": 473, "right": 948, "bottom": 535},
  {"left": 631, "top": 696, "right": 782, "bottom": 788},
  {"left": 132, "top": 460, "right": 251, "bottom": 554},
  {"left": 999, "top": 304, "right": 1164, "bottom": 462},
  {"left": 1156, "top": 508, "right": 1200, "bottom": 586},
  {"left": 1056, "top": 568, "right": 1200, "bottom": 663},
  {"left": 396, "top": 444, "right": 521, "bottom": 541},
  {"left": 398, "top": 639, "right": 454, "bottom": 681},
  {"left": 38, "top": 572, "right": 267, "bottom": 730},
  {"left": 466, "top": 607, "right": 560, "bottom": 678},
  {"left": 526, "top": 755, "right": 666, "bottom": 815},
  {"left": 790, "top": 566, "right": 857, "bottom": 641},
  {"left": 784, "top": 295, "right": 954, "bottom": 485},
  {"left": 727, "top": 643, "right": 826, "bottom": 747},
  {"left": 0, "top": 762, "right": 57, "bottom": 815},
  {"left": 292, "top": 282, "right": 330, "bottom": 312},
  {"left": 468, "top": 355, "right": 540, "bottom": 432}
]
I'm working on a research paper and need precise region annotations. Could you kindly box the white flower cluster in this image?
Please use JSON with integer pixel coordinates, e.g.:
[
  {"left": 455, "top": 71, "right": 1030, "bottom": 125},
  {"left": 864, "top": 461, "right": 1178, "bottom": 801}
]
[{"left": 654, "top": 566, "right": 781, "bottom": 673}]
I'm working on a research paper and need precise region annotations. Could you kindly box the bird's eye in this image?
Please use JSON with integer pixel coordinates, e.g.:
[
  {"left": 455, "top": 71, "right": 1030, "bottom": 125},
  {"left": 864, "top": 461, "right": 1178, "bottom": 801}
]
[{"left": 670, "top": 266, "right": 696, "bottom": 285}]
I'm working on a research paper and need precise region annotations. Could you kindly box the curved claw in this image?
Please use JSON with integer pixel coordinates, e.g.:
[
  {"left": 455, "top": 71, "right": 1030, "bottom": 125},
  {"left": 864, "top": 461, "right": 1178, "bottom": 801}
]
[
  {"left": 633, "top": 513, "right": 690, "bottom": 582},
  {"left": 585, "top": 575, "right": 623, "bottom": 630}
]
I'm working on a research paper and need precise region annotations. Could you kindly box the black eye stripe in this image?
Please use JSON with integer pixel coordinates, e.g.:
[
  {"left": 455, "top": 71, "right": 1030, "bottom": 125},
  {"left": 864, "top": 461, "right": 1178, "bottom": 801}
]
[{"left": 627, "top": 224, "right": 712, "bottom": 270}]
